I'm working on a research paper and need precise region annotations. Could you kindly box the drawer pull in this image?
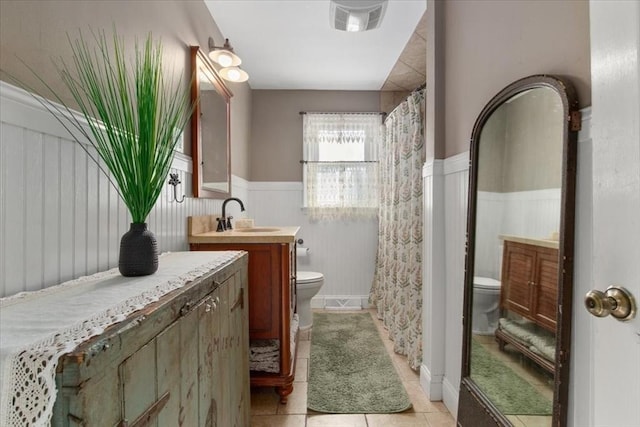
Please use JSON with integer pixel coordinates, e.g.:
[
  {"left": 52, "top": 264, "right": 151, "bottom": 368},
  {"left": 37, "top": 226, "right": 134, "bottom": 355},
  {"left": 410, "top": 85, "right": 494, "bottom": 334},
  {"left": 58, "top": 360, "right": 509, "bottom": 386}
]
[{"left": 179, "top": 302, "right": 192, "bottom": 316}]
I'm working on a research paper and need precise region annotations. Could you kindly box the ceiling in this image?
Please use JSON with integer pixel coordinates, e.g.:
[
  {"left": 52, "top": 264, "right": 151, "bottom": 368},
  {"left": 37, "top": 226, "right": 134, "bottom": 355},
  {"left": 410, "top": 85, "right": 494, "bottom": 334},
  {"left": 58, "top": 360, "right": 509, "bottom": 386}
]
[{"left": 203, "top": 0, "right": 426, "bottom": 91}]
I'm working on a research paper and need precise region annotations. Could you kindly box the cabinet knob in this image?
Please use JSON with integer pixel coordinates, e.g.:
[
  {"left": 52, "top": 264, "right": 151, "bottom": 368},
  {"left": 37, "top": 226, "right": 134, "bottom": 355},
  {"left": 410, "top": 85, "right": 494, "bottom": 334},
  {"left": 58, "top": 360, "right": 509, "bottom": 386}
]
[{"left": 585, "top": 286, "right": 636, "bottom": 321}]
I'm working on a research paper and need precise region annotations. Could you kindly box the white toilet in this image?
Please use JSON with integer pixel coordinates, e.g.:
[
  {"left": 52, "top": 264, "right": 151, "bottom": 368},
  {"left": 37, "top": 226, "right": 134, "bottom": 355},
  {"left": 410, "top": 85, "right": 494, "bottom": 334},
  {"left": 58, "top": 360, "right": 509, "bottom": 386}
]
[
  {"left": 296, "top": 271, "right": 324, "bottom": 330},
  {"left": 472, "top": 276, "right": 501, "bottom": 335}
]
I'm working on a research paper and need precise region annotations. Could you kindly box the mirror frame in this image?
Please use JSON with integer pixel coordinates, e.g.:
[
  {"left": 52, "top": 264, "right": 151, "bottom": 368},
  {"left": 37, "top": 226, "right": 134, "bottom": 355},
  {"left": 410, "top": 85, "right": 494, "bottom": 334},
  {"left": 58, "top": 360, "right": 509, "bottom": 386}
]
[
  {"left": 458, "top": 75, "right": 580, "bottom": 426},
  {"left": 190, "top": 46, "right": 233, "bottom": 199}
]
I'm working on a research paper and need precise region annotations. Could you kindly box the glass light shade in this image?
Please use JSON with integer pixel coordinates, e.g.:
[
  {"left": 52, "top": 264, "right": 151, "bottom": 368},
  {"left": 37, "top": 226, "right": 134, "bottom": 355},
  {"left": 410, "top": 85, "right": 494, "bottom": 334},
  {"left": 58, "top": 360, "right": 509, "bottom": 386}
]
[
  {"left": 347, "top": 12, "right": 367, "bottom": 32},
  {"left": 209, "top": 49, "right": 241, "bottom": 67},
  {"left": 219, "top": 66, "right": 249, "bottom": 83}
]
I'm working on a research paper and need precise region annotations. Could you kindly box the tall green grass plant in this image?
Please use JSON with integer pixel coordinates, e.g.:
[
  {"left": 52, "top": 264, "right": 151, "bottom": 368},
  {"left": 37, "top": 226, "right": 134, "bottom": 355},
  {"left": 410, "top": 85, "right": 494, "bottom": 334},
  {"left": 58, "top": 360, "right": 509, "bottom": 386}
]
[{"left": 23, "top": 29, "right": 192, "bottom": 223}]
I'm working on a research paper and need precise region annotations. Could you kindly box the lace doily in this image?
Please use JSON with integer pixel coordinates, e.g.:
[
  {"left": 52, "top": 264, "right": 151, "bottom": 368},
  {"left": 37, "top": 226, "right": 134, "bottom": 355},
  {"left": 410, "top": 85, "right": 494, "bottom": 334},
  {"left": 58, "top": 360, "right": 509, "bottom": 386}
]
[{"left": 0, "top": 251, "right": 243, "bottom": 427}]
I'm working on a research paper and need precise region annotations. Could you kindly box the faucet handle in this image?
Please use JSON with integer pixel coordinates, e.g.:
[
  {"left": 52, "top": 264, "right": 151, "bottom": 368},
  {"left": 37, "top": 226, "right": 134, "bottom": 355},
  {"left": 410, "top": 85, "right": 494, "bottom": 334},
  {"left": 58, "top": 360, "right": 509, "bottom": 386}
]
[
  {"left": 216, "top": 217, "right": 226, "bottom": 232},
  {"left": 226, "top": 216, "right": 234, "bottom": 230}
]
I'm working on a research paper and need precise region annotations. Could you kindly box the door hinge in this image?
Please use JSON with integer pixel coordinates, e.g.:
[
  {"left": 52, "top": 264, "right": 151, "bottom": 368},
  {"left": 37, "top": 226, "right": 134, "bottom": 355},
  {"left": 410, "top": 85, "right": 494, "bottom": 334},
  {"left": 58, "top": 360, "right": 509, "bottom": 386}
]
[{"left": 569, "top": 110, "right": 582, "bottom": 131}]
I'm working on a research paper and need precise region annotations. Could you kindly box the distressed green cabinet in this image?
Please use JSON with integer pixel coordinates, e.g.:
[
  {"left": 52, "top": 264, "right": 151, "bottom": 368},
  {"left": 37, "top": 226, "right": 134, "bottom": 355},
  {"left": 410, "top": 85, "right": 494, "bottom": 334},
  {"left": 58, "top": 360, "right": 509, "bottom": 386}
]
[{"left": 51, "top": 253, "right": 249, "bottom": 427}]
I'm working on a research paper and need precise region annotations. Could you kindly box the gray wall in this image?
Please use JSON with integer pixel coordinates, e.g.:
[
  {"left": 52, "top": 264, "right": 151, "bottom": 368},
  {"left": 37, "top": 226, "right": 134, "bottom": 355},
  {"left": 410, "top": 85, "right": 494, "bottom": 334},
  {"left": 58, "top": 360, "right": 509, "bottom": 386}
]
[
  {"left": 440, "top": 0, "right": 590, "bottom": 158},
  {"left": 249, "top": 90, "right": 380, "bottom": 182},
  {"left": 0, "top": 0, "right": 252, "bottom": 181}
]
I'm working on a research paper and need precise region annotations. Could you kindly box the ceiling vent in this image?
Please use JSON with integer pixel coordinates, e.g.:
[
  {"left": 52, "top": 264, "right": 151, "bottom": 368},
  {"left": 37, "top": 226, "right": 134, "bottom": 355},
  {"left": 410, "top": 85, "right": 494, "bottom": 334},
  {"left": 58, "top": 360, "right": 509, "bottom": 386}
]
[{"left": 330, "top": 0, "right": 388, "bottom": 32}]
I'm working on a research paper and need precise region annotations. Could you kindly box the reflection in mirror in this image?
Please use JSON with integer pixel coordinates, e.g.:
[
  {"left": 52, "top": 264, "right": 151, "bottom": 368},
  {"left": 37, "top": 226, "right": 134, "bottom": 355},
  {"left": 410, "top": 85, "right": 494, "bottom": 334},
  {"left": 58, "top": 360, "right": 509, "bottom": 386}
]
[
  {"left": 190, "top": 46, "right": 232, "bottom": 198},
  {"left": 458, "top": 76, "right": 579, "bottom": 427}
]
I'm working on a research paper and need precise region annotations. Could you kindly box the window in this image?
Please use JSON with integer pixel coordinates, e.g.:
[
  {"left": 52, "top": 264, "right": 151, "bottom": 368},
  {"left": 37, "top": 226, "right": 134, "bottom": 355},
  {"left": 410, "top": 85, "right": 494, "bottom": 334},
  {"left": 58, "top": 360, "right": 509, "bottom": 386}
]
[{"left": 302, "top": 113, "right": 382, "bottom": 220}]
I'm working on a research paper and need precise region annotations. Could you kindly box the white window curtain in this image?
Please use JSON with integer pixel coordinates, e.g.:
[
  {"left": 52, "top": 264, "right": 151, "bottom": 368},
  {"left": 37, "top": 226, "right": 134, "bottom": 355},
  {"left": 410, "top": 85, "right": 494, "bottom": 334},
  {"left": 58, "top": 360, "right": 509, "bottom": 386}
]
[{"left": 303, "top": 113, "right": 382, "bottom": 221}]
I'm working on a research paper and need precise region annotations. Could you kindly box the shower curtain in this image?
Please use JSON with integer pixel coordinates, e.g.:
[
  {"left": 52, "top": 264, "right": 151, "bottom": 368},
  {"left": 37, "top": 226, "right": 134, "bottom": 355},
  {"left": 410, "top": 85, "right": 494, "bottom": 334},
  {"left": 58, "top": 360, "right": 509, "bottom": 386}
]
[{"left": 370, "top": 88, "right": 425, "bottom": 370}]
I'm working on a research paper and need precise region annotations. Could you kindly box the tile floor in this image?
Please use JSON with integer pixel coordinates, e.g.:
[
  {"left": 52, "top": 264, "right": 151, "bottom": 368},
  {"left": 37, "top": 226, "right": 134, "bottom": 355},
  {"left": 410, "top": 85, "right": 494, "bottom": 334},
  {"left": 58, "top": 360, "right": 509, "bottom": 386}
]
[{"left": 250, "top": 309, "right": 457, "bottom": 427}]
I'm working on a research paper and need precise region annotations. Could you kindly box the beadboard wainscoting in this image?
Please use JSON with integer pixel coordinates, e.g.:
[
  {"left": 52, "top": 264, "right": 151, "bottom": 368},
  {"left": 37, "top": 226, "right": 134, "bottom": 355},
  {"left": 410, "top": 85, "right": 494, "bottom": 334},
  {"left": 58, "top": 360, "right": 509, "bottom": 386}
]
[
  {"left": 441, "top": 153, "right": 470, "bottom": 415},
  {"left": 0, "top": 81, "right": 248, "bottom": 297},
  {"left": 248, "top": 181, "right": 378, "bottom": 309},
  {"left": 421, "top": 158, "right": 447, "bottom": 400},
  {"left": 475, "top": 188, "right": 561, "bottom": 279}
]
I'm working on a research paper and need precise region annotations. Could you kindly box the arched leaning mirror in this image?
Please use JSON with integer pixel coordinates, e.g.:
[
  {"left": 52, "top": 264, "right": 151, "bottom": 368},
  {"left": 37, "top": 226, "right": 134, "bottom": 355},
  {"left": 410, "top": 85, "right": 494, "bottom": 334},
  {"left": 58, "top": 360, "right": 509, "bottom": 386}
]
[
  {"left": 190, "top": 46, "right": 233, "bottom": 198},
  {"left": 457, "top": 75, "right": 580, "bottom": 427}
]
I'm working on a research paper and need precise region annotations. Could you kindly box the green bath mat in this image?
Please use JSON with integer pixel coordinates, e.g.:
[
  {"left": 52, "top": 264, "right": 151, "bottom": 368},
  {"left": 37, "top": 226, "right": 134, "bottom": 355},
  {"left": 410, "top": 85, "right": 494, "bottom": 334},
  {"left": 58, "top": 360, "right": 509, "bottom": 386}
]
[
  {"left": 307, "top": 312, "right": 412, "bottom": 413},
  {"left": 470, "top": 339, "right": 552, "bottom": 415}
]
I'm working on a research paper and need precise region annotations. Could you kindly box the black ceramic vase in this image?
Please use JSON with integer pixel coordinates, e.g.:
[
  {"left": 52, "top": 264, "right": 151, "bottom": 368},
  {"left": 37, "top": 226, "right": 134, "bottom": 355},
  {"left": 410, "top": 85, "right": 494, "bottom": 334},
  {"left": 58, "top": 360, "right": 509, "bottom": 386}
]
[{"left": 118, "top": 223, "right": 159, "bottom": 276}]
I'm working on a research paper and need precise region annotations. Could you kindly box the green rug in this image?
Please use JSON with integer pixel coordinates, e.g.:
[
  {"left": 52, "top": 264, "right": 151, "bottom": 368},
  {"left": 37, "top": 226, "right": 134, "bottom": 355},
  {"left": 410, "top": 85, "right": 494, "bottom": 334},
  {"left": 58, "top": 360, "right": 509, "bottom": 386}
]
[
  {"left": 307, "top": 312, "right": 412, "bottom": 413},
  {"left": 470, "top": 339, "right": 552, "bottom": 415}
]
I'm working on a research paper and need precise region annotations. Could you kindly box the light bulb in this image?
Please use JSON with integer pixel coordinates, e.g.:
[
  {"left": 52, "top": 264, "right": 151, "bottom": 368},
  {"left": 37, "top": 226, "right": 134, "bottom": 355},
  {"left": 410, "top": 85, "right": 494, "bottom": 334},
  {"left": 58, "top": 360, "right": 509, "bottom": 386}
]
[
  {"left": 227, "top": 69, "right": 241, "bottom": 81},
  {"left": 217, "top": 53, "right": 233, "bottom": 67},
  {"left": 219, "top": 66, "right": 249, "bottom": 83}
]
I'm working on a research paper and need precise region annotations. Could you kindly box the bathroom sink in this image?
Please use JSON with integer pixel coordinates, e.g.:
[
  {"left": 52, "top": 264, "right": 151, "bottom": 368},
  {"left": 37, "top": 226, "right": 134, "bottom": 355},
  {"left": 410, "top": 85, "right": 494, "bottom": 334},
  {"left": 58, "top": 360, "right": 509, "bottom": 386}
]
[{"left": 234, "top": 227, "right": 281, "bottom": 233}]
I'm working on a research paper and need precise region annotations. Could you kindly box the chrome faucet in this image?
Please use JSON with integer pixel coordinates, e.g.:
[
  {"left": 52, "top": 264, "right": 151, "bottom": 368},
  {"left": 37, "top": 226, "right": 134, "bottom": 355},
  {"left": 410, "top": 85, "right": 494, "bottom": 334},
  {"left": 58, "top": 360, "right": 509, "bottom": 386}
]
[{"left": 218, "top": 197, "right": 246, "bottom": 231}]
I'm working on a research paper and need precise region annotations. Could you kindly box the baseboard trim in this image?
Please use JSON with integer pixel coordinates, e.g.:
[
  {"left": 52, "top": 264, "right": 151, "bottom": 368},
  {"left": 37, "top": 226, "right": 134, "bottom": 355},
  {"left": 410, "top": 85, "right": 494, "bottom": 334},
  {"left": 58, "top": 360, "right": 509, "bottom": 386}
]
[
  {"left": 420, "top": 364, "right": 444, "bottom": 400},
  {"left": 442, "top": 377, "right": 459, "bottom": 419},
  {"left": 311, "top": 295, "right": 370, "bottom": 310}
]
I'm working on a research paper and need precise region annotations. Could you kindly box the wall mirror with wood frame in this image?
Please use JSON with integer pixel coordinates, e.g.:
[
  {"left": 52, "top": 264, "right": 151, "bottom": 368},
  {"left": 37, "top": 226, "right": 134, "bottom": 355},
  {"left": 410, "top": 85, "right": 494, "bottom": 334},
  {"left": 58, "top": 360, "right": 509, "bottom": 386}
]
[
  {"left": 457, "top": 75, "right": 580, "bottom": 427},
  {"left": 190, "top": 46, "right": 232, "bottom": 198}
]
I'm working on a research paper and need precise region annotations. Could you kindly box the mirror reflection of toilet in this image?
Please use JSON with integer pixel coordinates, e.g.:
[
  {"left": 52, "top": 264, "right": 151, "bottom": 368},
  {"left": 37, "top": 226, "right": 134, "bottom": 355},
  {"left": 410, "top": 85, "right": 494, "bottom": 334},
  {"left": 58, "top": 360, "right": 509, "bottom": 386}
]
[{"left": 472, "top": 276, "right": 501, "bottom": 334}]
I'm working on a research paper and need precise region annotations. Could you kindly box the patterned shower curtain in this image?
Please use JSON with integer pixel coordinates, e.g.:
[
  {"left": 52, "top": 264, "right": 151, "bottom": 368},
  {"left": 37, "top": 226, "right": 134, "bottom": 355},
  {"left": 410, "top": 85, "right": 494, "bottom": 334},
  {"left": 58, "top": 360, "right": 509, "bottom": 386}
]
[{"left": 370, "top": 89, "right": 425, "bottom": 370}]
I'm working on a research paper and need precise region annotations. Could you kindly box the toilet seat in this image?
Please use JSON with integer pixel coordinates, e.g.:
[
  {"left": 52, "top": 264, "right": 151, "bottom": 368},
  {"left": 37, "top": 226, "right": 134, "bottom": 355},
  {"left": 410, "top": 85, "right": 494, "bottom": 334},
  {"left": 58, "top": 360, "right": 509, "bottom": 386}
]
[
  {"left": 297, "top": 271, "right": 324, "bottom": 284},
  {"left": 473, "top": 276, "right": 501, "bottom": 290}
]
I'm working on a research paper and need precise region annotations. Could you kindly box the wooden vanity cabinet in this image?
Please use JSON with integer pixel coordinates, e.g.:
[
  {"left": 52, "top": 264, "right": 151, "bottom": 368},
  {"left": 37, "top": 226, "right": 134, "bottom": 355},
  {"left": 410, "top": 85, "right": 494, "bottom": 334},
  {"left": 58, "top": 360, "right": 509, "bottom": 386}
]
[
  {"left": 190, "top": 241, "right": 298, "bottom": 403},
  {"left": 51, "top": 254, "right": 250, "bottom": 427},
  {"left": 499, "top": 239, "right": 559, "bottom": 332}
]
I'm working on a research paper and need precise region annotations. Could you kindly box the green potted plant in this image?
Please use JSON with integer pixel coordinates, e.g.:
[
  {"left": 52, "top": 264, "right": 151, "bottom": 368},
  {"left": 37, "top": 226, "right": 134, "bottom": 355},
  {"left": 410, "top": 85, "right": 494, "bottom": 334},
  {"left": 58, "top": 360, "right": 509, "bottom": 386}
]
[{"left": 23, "top": 30, "right": 193, "bottom": 276}]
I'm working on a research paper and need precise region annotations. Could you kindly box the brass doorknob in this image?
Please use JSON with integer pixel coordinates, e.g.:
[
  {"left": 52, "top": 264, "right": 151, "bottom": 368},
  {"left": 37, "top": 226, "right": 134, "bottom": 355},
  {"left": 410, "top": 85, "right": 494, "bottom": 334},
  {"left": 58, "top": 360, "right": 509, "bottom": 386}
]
[{"left": 584, "top": 286, "right": 637, "bottom": 321}]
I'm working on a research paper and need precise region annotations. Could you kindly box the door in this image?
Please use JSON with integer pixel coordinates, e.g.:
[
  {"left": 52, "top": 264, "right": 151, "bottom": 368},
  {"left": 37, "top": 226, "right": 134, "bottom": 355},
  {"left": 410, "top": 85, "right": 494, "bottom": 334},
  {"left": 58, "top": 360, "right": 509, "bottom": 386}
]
[
  {"left": 589, "top": 1, "right": 640, "bottom": 425},
  {"left": 501, "top": 242, "right": 536, "bottom": 317}
]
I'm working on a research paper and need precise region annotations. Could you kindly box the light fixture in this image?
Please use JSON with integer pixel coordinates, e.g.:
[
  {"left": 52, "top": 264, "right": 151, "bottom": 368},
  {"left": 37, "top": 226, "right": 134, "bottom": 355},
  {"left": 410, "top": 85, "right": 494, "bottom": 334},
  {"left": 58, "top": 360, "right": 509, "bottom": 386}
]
[
  {"left": 208, "top": 37, "right": 241, "bottom": 67},
  {"left": 330, "top": 0, "right": 388, "bottom": 32},
  {"left": 207, "top": 37, "right": 249, "bottom": 83},
  {"left": 218, "top": 66, "right": 249, "bottom": 83}
]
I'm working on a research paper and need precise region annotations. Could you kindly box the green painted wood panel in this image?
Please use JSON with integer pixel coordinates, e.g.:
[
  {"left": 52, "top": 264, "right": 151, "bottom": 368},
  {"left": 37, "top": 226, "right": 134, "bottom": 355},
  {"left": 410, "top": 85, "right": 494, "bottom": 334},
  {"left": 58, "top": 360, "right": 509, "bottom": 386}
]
[
  {"left": 156, "top": 320, "right": 181, "bottom": 426},
  {"left": 119, "top": 341, "right": 157, "bottom": 424},
  {"left": 180, "top": 301, "right": 200, "bottom": 427},
  {"left": 51, "top": 255, "right": 249, "bottom": 427}
]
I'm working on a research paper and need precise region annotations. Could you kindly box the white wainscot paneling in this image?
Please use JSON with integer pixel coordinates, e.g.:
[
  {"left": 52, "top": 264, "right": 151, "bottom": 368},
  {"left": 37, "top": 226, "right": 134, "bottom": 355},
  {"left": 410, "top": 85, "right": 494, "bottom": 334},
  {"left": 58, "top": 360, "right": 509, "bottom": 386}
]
[
  {"left": 442, "top": 154, "right": 469, "bottom": 415},
  {"left": 0, "top": 81, "right": 226, "bottom": 297},
  {"left": 248, "top": 182, "right": 378, "bottom": 308},
  {"left": 421, "top": 159, "right": 446, "bottom": 400},
  {"left": 420, "top": 151, "right": 470, "bottom": 414},
  {"left": 475, "top": 188, "right": 561, "bottom": 279}
]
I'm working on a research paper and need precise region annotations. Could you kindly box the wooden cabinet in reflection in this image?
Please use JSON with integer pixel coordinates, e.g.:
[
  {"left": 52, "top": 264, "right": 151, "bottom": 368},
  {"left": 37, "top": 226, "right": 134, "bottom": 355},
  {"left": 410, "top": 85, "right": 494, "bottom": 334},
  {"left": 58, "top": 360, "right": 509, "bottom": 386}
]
[{"left": 496, "top": 236, "right": 558, "bottom": 373}]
